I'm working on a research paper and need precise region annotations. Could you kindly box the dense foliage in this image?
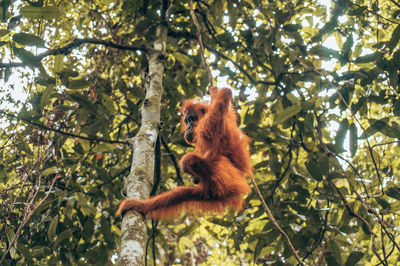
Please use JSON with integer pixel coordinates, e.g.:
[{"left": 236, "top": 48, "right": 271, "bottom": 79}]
[{"left": 1, "top": 0, "right": 400, "bottom": 264}]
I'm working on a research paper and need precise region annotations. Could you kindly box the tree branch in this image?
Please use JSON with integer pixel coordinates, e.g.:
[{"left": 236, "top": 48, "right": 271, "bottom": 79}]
[
  {"left": 117, "top": 6, "right": 168, "bottom": 264},
  {"left": 0, "top": 38, "right": 151, "bottom": 69},
  {"left": 0, "top": 110, "right": 129, "bottom": 145},
  {"left": 38, "top": 38, "right": 150, "bottom": 59},
  {"left": 189, "top": 0, "right": 214, "bottom": 85},
  {"left": 0, "top": 62, "right": 25, "bottom": 68},
  {"left": 329, "top": 181, "right": 375, "bottom": 235},
  {"left": 249, "top": 174, "right": 305, "bottom": 265},
  {"left": 167, "top": 29, "right": 275, "bottom": 86}
]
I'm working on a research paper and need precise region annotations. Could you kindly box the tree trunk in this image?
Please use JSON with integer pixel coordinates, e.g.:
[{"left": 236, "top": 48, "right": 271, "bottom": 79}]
[{"left": 117, "top": 23, "right": 167, "bottom": 265}]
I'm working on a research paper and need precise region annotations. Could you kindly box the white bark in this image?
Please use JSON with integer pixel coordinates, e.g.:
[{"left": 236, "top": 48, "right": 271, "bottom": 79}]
[{"left": 118, "top": 24, "right": 167, "bottom": 266}]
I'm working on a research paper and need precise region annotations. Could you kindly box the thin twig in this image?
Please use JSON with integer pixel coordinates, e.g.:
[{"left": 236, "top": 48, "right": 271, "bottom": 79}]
[
  {"left": 367, "top": 207, "right": 400, "bottom": 254},
  {"left": 329, "top": 181, "right": 375, "bottom": 235},
  {"left": 167, "top": 29, "right": 275, "bottom": 86},
  {"left": 189, "top": 0, "right": 213, "bottom": 86},
  {"left": 347, "top": 0, "right": 400, "bottom": 25},
  {"left": 372, "top": 234, "right": 386, "bottom": 265},
  {"left": 144, "top": 220, "right": 159, "bottom": 266},
  {"left": 160, "top": 135, "right": 184, "bottom": 185},
  {"left": 335, "top": 88, "right": 384, "bottom": 196},
  {"left": 314, "top": 110, "right": 371, "bottom": 196},
  {"left": 381, "top": 216, "right": 389, "bottom": 265},
  {"left": 249, "top": 175, "right": 305, "bottom": 265},
  {"left": 371, "top": 141, "right": 400, "bottom": 149},
  {"left": 205, "top": 44, "right": 275, "bottom": 86},
  {"left": 302, "top": 202, "right": 330, "bottom": 261},
  {"left": 0, "top": 175, "right": 60, "bottom": 263},
  {"left": 389, "top": 0, "right": 400, "bottom": 8},
  {"left": 96, "top": 166, "right": 131, "bottom": 188}
]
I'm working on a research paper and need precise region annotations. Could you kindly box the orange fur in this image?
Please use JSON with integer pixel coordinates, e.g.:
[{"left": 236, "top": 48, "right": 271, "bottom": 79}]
[{"left": 116, "top": 87, "right": 252, "bottom": 220}]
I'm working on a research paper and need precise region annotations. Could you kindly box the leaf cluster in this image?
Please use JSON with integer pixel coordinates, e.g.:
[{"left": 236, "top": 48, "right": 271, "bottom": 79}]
[{"left": 1, "top": 0, "right": 400, "bottom": 265}]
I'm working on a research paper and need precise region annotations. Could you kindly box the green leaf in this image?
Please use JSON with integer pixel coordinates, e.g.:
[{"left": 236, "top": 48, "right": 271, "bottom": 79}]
[
  {"left": 344, "top": 251, "right": 364, "bottom": 266},
  {"left": 310, "top": 46, "right": 341, "bottom": 59},
  {"left": 386, "top": 187, "right": 400, "bottom": 200},
  {"left": 370, "top": 119, "right": 388, "bottom": 131},
  {"left": 351, "top": 97, "right": 366, "bottom": 114},
  {"left": 92, "top": 143, "right": 117, "bottom": 153},
  {"left": 178, "top": 236, "right": 193, "bottom": 255},
  {"left": 342, "top": 34, "right": 353, "bottom": 56},
  {"left": 54, "top": 54, "right": 64, "bottom": 72},
  {"left": 17, "top": 243, "right": 31, "bottom": 259},
  {"left": 361, "top": 118, "right": 400, "bottom": 138},
  {"left": 0, "top": 164, "right": 5, "bottom": 182},
  {"left": 335, "top": 119, "right": 348, "bottom": 152},
  {"left": 319, "top": 20, "right": 337, "bottom": 36},
  {"left": 68, "top": 78, "right": 91, "bottom": 90},
  {"left": 53, "top": 229, "right": 74, "bottom": 247},
  {"left": 319, "top": 152, "right": 329, "bottom": 175},
  {"left": 389, "top": 24, "right": 400, "bottom": 50},
  {"left": 354, "top": 52, "right": 381, "bottom": 63},
  {"left": 380, "top": 125, "right": 400, "bottom": 138},
  {"left": 361, "top": 67, "right": 382, "bottom": 87},
  {"left": 306, "top": 158, "right": 323, "bottom": 181},
  {"left": 13, "top": 32, "right": 45, "bottom": 47},
  {"left": 0, "top": 29, "right": 9, "bottom": 37},
  {"left": 328, "top": 239, "right": 342, "bottom": 265},
  {"left": 269, "top": 150, "right": 281, "bottom": 174},
  {"left": 42, "top": 166, "right": 57, "bottom": 176},
  {"left": 100, "top": 217, "right": 113, "bottom": 242},
  {"left": 375, "top": 198, "right": 391, "bottom": 210},
  {"left": 47, "top": 215, "right": 58, "bottom": 241},
  {"left": 6, "top": 228, "right": 15, "bottom": 244},
  {"left": 304, "top": 113, "right": 314, "bottom": 134},
  {"left": 19, "top": 6, "right": 63, "bottom": 20},
  {"left": 17, "top": 142, "right": 33, "bottom": 155},
  {"left": 6, "top": 228, "right": 17, "bottom": 258},
  {"left": 360, "top": 127, "right": 377, "bottom": 139},
  {"left": 309, "top": 208, "right": 322, "bottom": 231},
  {"left": 13, "top": 46, "right": 38, "bottom": 66},
  {"left": 328, "top": 171, "right": 345, "bottom": 180},
  {"left": 283, "top": 24, "right": 302, "bottom": 32},
  {"left": 172, "top": 52, "right": 193, "bottom": 66},
  {"left": 274, "top": 104, "right": 301, "bottom": 125},
  {"left": 326, "top": 254, "right": 341, "bottom": 266},
  {"left": 40, "top": 85, "right": 54, "bottom": 111},
  {"left": 271, "top": 56, "right": 285, "bottom": 76},
  {"left": 393, "top": 99, "right": 400, "bottom": 116},
  {"left": 349, "top": 123, "right": 357, "bottom": 157},
  {"left": 339, "top": 34, "right": 353, "bottom": 65},
  {"left": 388, "top": 68, "right": 399, "bottom": 89},
  {"left": 69, "top": 93, "right": 97, "bottom": 114},
  {"left": 82, "top": 219, "right": 95, "bottom": 240},
  {"left": 254, "top": 238, "right": 265, "bottom": 262}
]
